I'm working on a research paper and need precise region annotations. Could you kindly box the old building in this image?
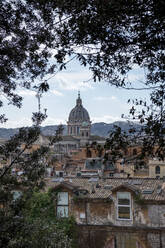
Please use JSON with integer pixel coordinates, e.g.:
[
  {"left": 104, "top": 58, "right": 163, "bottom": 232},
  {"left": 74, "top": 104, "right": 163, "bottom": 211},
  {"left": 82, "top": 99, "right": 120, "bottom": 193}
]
[
  {"left": 54, "top": 93, "right": 105, "bottom": 156},
  {"left": 149, "top": 159, "right": 165, "bottom": 178},
  {"left": 67, "top": 92, "right": 91, "bottom": 141},
  {"left": 46, "top": 177, "right": 165, "bottom": 248}
]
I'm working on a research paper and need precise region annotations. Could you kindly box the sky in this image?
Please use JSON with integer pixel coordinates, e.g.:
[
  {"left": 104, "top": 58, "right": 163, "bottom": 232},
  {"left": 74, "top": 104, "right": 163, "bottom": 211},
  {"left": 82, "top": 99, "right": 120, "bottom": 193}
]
[{"left": 0, "top": 57, "right": 148, "bottom": 129}]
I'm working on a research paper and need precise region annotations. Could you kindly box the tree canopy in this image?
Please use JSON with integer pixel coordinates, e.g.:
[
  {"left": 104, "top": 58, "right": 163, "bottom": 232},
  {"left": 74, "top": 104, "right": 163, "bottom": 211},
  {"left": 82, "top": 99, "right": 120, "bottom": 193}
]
[
  {"left": 0, "top": 0, "right": 165, "bottom": 172},
  {"left": 0, "top": 1, "right": 165, "bottom": 246},
  {"left": 1, "top": 0, "right": 164, "bottom": 119},
  {"left": 0, "top": 127, "right": 75, "bottom": 248}
]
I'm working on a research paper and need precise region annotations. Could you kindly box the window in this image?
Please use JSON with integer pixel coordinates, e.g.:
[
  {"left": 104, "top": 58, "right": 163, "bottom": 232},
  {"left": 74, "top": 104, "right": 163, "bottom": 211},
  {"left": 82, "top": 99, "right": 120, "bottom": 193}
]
[
  {"left": 57, "top": 192, "right": 69, "bottom": 217},
  {"left": 117, "top": 192, "right": 131, "bottom": 220},
  {"left": 155, "top": 165, "right": 160, "bottom": 174}
]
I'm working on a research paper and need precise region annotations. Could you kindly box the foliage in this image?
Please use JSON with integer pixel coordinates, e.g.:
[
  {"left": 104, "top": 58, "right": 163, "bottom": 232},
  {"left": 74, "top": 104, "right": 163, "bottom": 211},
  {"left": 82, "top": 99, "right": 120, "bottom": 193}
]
[
  {"left": 0, "top": 1, "right": 165, "bottom": 246},
  {"left": 90, "top": 142, "right": 104, "bottom": 157},
  {"left": 134, "top": 193, "right": 146, "bottom": 206},
  {"left": 72, "top": 194, "right": 85, "bottom": 203},
  {"left": 96, "top": 144, "right": 104, "bottom": 158},
  {"left": 85, "top": 143, "right": 92, "bottom": 158},
  {"left": 0, "top": 127, "right": 73, "bottom": 248},
  {"left": 8, "top": 218, "right": 72, "bottom": 248},
  {"left": 56, "top": 216, "right": 78, "bottom": 248},
  {"left": 24, "top": 191, "right": 56, "bottom": 221},
  {"left": 1, "top": 0, "right": 165, "bottom": 139},
  {"left": 24, "top": 190, "right": 77, "bottom": 248},
  {"left": 104, "top": 125, "right": 129, "bottom": 163},
  {"left": 48, "top": 124, "right": 64, "bottom": 145}
]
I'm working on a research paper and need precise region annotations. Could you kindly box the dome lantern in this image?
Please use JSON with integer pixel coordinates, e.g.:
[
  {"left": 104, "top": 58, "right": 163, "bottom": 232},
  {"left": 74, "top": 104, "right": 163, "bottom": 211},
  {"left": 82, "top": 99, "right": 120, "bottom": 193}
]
[{"left": 76, "top": 91, "right": 82, "bottom": 106}]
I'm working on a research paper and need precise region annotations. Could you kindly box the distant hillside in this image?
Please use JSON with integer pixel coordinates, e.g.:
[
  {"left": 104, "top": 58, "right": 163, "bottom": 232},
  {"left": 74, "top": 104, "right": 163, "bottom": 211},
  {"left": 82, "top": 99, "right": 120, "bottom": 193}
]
[
  {"left": 0, "top": 128, "right": 19, "bottom": 139},
  {"left": 0, "top": 121, "right": 141, "bottom": 139},
  {"left": 91, "top": 121, "right": 141, "bottom": 137}
]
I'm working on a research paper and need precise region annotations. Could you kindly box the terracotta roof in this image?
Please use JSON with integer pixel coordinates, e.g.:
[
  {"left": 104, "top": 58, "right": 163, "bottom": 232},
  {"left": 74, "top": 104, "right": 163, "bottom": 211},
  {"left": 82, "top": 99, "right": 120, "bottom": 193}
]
[
  {"left": 111, "top": 183, "right": 140, "bottom": 195},
  {"left": 45, "top": 177, "right": 165, "bottom": 202},
  {"left": 53, "top": 181, "right": 79, "bottom": 191}
]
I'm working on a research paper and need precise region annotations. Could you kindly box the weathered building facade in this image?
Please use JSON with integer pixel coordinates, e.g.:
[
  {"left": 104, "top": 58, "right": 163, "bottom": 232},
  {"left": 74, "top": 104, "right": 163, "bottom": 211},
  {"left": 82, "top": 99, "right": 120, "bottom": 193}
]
[
  {"left": 47, "top": 177, "right": 165, "bottom": 248},
  {"left": 149, "top": 159, "right": 165, "bottom": 178}
]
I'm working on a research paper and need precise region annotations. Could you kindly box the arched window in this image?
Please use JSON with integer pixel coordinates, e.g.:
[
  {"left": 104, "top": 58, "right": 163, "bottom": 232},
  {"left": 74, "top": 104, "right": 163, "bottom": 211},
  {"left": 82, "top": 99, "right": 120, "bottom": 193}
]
[
  {"left": 86, "top": 132, "right": 88, "bottom": 137},
  {"left": 155, "top": 165, "right": 160, "bottom": 174}
]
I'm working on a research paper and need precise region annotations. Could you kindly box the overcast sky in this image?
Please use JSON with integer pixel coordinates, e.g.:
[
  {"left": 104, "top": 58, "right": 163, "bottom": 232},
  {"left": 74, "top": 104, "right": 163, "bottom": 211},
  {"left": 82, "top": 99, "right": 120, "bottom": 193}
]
[{"left": 0, "top": 57, "right": 148, "bottom": 128}]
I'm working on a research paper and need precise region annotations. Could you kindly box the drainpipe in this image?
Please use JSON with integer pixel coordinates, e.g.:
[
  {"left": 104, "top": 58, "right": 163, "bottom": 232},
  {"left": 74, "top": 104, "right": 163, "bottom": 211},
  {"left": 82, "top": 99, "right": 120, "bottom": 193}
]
[
  {"left": 85, "top": 200, "right": 88, "bottom": 224},
  {"left": 160, "top": 230, "right": 162, "bottom": 248}
]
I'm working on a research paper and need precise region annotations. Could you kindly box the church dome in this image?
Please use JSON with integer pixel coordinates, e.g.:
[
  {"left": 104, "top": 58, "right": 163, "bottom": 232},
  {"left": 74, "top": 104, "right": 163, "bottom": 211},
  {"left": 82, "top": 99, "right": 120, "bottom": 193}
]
[{"left": 68, "top": 93, "right": 90, "bottom": 123}]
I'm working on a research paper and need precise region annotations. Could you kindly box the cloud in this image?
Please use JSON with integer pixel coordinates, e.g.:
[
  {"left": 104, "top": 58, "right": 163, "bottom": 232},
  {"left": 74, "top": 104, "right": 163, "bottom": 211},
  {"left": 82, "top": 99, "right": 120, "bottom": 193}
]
[
  {"left": 42, "top": 117, "right": 65, "bottom": 126},
  {"left": 0, "top": 118, "right": 33, "bottom": 128},
  {"left": 0, "top": 114, "right": 122, "bottom": 128},
  {"left": 18, "top": 90, "right": 36, "bottom": 96},
  {"left": 0, "top": 116, "right": 66, "bottom": 129},
  {"left": 72, "top": 44, "right": 101, "bottom": 55},
  {"left": 50, "top": 90, "right": 63, "bottom": 96},
  {"left": 127, "top": 68, "right": 145, "bottom": 84},
  {"left": 18, "top": 88, "right": 64, "bottom": 97},
  {"left": 50, "top": 71, "right": 94, "bottom": 91},
  {"left": 91, "top": 115, "right": 122, "bottom": 123},
  {"left": 94, "top": 96, "right": 117, "bottom": 101},
  {"left": 0, "top": 95, "right": 6, "bottom": 101},
  {"left": 110, "top": 96, "right": 117, "bottom": 100}
]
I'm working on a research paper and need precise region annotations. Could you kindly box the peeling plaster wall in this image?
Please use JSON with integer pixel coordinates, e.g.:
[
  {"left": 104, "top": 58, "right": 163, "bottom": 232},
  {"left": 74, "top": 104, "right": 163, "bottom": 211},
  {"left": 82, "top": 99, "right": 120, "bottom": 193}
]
[
  {"left": 88, "top": 202, "right": 113, "bottom": 225},
  {"left": 56, "top": 188, "right": 165, "bottom": 248},
  {"left": 148, "top": 205, "right": 165, "bottom": 227},
  {"left": 70, "top": 196, "right": 165, "bottom": 228}
]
